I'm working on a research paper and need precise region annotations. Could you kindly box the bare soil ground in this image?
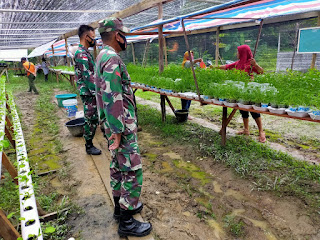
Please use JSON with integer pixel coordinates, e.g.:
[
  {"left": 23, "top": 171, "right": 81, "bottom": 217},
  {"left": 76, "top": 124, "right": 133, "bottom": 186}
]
[{"left": 13, "top": 90, "right": 320, "bottom": 240}]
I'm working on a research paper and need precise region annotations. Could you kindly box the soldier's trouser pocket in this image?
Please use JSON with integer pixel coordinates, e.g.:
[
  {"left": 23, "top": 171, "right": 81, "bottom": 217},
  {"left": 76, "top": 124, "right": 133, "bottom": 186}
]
[{"left": 110, "top": 133, "right": 141, "bottom": 172}]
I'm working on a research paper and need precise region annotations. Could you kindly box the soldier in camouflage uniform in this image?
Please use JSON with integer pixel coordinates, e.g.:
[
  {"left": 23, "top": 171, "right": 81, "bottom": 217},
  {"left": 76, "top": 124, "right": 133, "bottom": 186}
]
[
  {"left": 95, "top": 18, "right": 152, "bottom": 237},
  {"left": 74, "top": 25, "right": 101, "bottom": 155}
]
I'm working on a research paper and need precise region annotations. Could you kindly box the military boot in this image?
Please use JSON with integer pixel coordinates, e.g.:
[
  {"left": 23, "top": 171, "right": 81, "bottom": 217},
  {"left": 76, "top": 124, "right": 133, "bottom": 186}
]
[
  {"left": 113, "top": 197, "right": 143, "bottom": 221},
  {"left": 85, "top": 140, "right": 102, "bottom": 155},
  {"left": 118, "top": 208, "right": 152, "bottom": 237}
]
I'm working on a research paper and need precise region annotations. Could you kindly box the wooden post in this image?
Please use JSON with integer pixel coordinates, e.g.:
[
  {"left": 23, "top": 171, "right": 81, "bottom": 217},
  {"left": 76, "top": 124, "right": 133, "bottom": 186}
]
[
  {"left": 158, "top": 3, "right": 164, "bottom": 73},
  {"left": 2, "top": 153, "right": 18, "bottom": 185},
  {"left": 56, "top": 72, "right": 59, "bottom": 83},
  {"left": 164, "top": 95, "right": 175, "bottom": 114},
  {"left": 142, "top": 40, "right": 150, "bottom": 67},
  {"left": 51, "top": 45, "right": 57, "bottom": 66},
  {"left": 291, "top": 22, "right": 300, "bottom": 70},
  {"left": 4, "top": 116, "right": 16, "bottom": 148},
  {"left": 164, "top": 37, "right": 168, "bottom": 67},
  {"left": 131, "top": 43, "right": 136, "bottom": 65},
  {"left": 181, "top": 19, "right": 202, "bottom": 105},
  {"left": 160, "top": 95, "right": 166, "bottom": 122},
  {"left": 65, "top": 37, "right": 70, "bottom": 66},
  {"left": 221, "top": 107, "right": 228, "bottom": 146},
  {"left": 253, "top": 20, "right": 264, "bottom": 58},
  {"left": 311, "top": 12, "right": 320, "bottom": 69},
  {"left": 215, "top": 27, "right": 220, "bottom": 67},
  {"left": 0, "top": 209, "right": 21, "bottom": 240}
]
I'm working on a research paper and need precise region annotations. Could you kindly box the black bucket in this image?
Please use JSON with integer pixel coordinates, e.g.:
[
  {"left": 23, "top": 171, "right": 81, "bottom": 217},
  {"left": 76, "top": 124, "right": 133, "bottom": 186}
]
[
  {"left": 65, "top": 118, "right": 85, "bottom": 137},
  {"left": 174, "top": 110, "right": 189, "bottom": 122}
]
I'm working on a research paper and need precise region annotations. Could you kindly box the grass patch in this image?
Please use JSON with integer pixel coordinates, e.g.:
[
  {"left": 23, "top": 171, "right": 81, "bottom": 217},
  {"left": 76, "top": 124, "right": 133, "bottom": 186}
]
[
  {"left": 138, "top": 104, "right": 320, "bottom": 213},
  {"left": 223, "top": 215, "right": 245, "bottom": 237}
]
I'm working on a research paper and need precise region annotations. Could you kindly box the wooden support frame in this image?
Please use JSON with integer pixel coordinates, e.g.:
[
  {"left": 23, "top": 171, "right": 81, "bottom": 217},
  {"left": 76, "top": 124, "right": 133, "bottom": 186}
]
[
  {"left": 291, "top": 22, "right": 300, "bottom": 70},
  {"left": 253, "top": 20, "right": 264, "bottom": 58},
  {"left": 142, "top": 40, "right": 151, "bottom": 67},
  {"left": 221, "top": 107, "right": 228, "bottom": 146},
  {"left": 2, "top": 152, "right": 18, "bottom": 185},
  {"left": 51, "top": 45, "right": 57, "bottom": 66},
  {"left": 131, "top": 43, "right": 136, "bottom": 65},
  {"left": 164, "top": 96, "right": 176, "bottom": 114},
  {"left": 164, "top": 37, "right": 168, "bottom": 67},
  {"left": 160, "top": 95, "right": 166, "bottom": 122},
  {"left": 311, "top": 12, "right": 320, "bottom": 69},
  {"left": 158, "top": 3, "right": 164, "bottom": 73},
  {"left": 60, "top": 73, "right": 76, "bottom": 88},
  {"left": 65, "top": 37, "right": 69, "bottom": 66},
  {"left": 0, "top": 209, "right": 21, "bottom": 240},
  {"left": 181, "top": 19, "right": 203, "bottom": 105},
  {"left": 215, "top": 27, "right": 220, "bottom": 67},
  {"left": 5, "top": 116, "right": 15, "bottom": 149},
  {"left": 59, "top": 0, "right": 175, "bottom": 39}
]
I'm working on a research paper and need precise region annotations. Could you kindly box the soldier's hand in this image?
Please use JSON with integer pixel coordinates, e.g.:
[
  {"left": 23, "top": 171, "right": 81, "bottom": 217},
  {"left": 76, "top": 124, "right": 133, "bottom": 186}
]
[{"left": 109, "top": 133, "right": 122, "bottom": 150}]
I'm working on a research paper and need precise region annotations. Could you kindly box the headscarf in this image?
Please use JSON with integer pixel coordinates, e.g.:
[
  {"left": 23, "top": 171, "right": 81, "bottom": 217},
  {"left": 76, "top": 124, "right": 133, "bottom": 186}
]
[
  {"left": 182, "top": 51, "right": 193, "bottom": 68},
  {"left": 234, "top": 45, "right": 253, "bottom": 72}
]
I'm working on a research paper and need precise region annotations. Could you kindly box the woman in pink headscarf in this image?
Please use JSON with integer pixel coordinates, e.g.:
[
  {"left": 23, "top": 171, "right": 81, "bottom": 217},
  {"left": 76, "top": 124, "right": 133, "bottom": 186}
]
[{"left": 219, "top": 45, "right": 266, "bottom": 143}]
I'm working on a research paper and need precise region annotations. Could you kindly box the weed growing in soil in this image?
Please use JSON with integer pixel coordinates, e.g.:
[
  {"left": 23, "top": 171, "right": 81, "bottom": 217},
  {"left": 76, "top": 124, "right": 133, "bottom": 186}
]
[
  {"left": 138, "top": 104, "right": 320, "bottom": 213},
  {"left": 223, "top": 215, "right": 245, "bottom": 237}
]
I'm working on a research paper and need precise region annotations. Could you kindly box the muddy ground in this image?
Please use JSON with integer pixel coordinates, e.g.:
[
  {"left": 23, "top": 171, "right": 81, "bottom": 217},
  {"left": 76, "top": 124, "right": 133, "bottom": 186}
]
[{"left": 13, "top": 90, "right": 320, "bottom": 240}]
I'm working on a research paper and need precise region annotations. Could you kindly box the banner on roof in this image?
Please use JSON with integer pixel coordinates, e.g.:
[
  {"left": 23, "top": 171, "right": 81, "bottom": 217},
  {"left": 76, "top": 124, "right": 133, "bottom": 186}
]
[
  {"left": 128, "top": 0, "right": 320, "bottom": 42},
  {"left": 44, "top": 39, "right": 71, "bottom": 57},
  {"left": 28, "top": 39, "right": 57, "bottom": 58}
]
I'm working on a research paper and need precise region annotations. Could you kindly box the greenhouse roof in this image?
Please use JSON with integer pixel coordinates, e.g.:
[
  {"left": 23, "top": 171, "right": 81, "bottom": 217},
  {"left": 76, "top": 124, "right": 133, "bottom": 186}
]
[
  {"left": 129, "top": 0, "right": 320, "bottom": 42},
  {"left": 0, "top": 0, "right": 231, "bottom": 50}
]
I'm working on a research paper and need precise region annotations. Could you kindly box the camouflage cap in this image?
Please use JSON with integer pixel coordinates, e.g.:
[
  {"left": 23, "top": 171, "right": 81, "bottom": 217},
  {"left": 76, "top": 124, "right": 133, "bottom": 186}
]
[{"left": 98, "top": 17, "right": 130, "bottom": 34}]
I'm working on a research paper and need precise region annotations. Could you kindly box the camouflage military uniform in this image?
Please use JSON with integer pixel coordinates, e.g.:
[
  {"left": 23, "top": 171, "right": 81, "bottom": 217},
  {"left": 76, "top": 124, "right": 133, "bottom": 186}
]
[
  {"left": 95, "top": 45, "right": 142, "bottom": 210},
  {"left": 74, "top": 44, "right": 98, "bottom": 141}
]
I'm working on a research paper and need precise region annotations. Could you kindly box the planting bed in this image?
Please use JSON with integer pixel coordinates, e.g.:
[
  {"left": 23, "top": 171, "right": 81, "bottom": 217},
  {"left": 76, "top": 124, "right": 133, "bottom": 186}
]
[{"left": 128, "top": 64, "right": 320, "bottom": 115}]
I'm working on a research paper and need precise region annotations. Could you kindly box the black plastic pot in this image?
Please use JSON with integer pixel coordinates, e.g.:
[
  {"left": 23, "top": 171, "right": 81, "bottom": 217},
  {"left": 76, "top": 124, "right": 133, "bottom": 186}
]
[
  {"left": 174, "top": 110, "right": 189, "bottom": 122},
  {"left": 65, "top": 118, "right": 85, "bottom": 137}
]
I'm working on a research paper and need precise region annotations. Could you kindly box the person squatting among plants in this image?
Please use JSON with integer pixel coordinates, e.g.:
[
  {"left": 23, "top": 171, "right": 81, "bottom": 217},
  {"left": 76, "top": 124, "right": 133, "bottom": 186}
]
[
  {"left": 21, "top": 57, "right": 39, "bottom": 94},
  {"left": 219, "top": 44, "right": 266, "bottom": 143},
  {"left": 74, "top": 25, "right": 102, "bottom": 155},
  {"left": 94, "top": 17, "right": 152, "bottom": 237},
  {"left": 181, "top": 51, "right": 205, "bottom": 118}
]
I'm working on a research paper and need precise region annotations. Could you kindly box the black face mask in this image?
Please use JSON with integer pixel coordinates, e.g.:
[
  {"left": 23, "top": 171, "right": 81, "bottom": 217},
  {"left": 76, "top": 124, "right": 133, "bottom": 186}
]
[
  {"left": 117, "top": 33, "right": 127, "bottom": 51},
  {"left": 87, "top": 36, "right": 96, "bottom": 47}
]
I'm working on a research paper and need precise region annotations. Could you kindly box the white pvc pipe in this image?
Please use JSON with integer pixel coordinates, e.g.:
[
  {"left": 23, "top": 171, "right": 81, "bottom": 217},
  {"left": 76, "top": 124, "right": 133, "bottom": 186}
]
[
  {"left": 8, "top": 95, "right": 43, "bottom": 240},
  {"left": 0, "top": 78, "right": 5, "bottom": 179}
]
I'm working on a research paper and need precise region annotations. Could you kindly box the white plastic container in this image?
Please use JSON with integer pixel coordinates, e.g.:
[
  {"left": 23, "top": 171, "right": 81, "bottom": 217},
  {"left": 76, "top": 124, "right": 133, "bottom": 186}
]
[
  {"left": 237, "top": 103, "right": 253, "bottom": 109},
  {"left": 63, "top": 99, "right": 78, "bottom": 117},
  {"left": 267, "top": 106, "right": 286, "bottom": 114},
  {"left": 285, "top": 109, "right": 310, "bottom": 118},
  {"left": 253, "top": 105, "right": 269, "bottom": 112}
]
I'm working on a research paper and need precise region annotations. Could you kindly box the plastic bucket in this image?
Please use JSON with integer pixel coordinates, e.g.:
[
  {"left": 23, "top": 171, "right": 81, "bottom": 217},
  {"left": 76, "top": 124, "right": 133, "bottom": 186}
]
[
  {"left": 65, "top": 118, "right": 85, "bottom": 137},
  {"left": 174, "top": 110, "right": 189, "bottom": 122},
  {"left": 55, "top": 94, "right": 77, "bottom": 107},
  {"left": 63, "top": 99, "right": 78, "bottom": 117}
]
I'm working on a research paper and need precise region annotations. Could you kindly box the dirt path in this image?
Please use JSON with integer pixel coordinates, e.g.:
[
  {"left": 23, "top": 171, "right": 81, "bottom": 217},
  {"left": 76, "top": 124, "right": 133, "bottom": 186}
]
[
  {"left": 14, "top": 90, "right": 121, "bottom": 240},
  {"left": 136, "top": 97, "right": 319, "bottom": 165}
]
